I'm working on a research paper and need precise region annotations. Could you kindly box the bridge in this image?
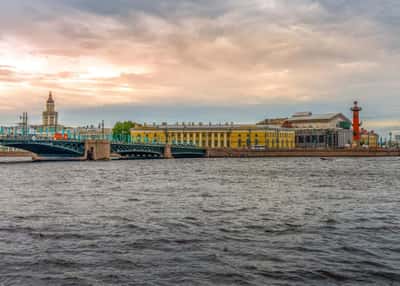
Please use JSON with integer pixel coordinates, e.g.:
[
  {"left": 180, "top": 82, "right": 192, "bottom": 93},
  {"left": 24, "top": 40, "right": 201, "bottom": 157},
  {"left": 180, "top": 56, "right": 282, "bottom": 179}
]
[{"left": 0, "top": 137, "right": 206, "bottom": 160}]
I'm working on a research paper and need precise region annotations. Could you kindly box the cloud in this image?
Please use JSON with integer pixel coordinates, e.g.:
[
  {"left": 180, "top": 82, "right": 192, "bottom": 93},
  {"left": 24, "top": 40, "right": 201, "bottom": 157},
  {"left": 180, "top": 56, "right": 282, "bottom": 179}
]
[
  {"left": 0, "top": 68, "right": 14, "bottom": 78},
  {"left": 0, "top": 0, "right": 399, "bottom": 128}
]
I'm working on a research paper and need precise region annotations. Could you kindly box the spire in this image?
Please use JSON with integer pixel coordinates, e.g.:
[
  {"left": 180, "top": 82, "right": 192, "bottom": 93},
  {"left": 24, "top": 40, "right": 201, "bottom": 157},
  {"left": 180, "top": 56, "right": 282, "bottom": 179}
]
[{"left": 47, "top": 91, "right": 54, "bottom": 103}]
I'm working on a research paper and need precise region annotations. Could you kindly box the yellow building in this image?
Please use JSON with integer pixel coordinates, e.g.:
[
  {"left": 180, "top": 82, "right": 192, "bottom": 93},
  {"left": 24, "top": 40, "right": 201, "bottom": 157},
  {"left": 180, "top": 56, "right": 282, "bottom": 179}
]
[{"left": 130, "top": 124, "right": 296, "bottom": 149}]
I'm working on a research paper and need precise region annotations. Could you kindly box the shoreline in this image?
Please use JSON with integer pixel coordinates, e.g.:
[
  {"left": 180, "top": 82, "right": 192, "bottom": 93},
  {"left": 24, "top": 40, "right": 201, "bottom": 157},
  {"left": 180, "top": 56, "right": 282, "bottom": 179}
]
[
  {"left": 0, "top": 151, "right": 32, "bottom": 157},
  {"left": 206, "top": 148, "right": 400, "bottom": 158},
  {"left": 1, "top": 148, "right": 399, "bottom": 161}
]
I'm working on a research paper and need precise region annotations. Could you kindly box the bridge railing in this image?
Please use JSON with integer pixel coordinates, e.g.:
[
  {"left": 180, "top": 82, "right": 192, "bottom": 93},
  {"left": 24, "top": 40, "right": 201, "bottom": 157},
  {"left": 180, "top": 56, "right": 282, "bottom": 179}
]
[
  {"left": 111, "top": 135, "right": 201, "bottom": 148},
  {"left": 0, "top": 134, "right": 73, "bottom": 141}
]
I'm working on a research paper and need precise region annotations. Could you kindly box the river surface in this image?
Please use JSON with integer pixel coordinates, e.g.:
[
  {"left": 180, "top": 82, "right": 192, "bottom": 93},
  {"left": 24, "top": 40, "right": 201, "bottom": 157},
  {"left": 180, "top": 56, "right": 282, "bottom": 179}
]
[{"left": 0, "top": 157, "right": 399, "bottom": 285}]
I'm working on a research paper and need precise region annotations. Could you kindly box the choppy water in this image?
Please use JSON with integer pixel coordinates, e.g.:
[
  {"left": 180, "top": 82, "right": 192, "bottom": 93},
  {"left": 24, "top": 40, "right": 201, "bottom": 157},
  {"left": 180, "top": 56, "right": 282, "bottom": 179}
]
[{"left": 0, "top": 157, "right": 399, "bottom": 286}]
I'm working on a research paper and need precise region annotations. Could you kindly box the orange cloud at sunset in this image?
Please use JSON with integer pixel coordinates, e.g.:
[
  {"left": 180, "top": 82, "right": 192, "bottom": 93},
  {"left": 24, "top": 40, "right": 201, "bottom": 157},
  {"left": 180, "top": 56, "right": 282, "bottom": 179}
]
[{"left": 0, "top": 0, "right": 399, "bottom": 127}]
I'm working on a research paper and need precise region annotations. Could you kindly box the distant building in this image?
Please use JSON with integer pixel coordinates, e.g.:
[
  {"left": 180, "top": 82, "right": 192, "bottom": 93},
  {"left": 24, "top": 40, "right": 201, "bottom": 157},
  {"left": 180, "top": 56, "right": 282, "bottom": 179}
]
[
  {"left": 29, "top": 92, "right": 62, "bottom": 136},
  {"left": 391, "top": 131, "right": 400, "bottom": 144},
  {"left": 284, "top": 112, "right": 352, "bottom": 129},
  {"left": 130, "top": 123, "right": 296, "bottom": 149},
  {"left": 74, "top": 126, "right": 112, "bottom": 140},
  {"left": 360, "top": 129, "right": 379, "bottom": 148},
  {"left": 295, "top": 129, "right": 353, "bottom": 149},
  {"left": 258, "top": 112, "right": 352, "bottom": 129},
  {"left": 42, "top": 91, "right": 58, "bottom": 129}
]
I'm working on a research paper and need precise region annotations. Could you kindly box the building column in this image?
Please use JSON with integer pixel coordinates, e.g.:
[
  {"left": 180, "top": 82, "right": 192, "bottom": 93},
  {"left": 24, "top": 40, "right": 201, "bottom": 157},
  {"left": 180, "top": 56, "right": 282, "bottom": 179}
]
[
  {"left": 181, "top": 132, "right": 184, "bottom": 144},
  {"left": 211, "top": 133, "right": 215, "bottom": 148},
  {"left": 193, "top": 132, "right": 197, "bottom": 146},
  {"left": 217, "top": 133, "right": 221, "bottom": 148},
  {"left": 223, "top": 132, "right": 228, "bottom": 148},
  {"left": 199, "top": 132, "right": 203, "bottom": 147}
]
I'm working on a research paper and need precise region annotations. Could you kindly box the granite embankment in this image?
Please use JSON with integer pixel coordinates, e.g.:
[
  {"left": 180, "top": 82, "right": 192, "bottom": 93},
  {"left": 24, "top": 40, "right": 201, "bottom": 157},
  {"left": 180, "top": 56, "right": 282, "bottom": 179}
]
[
  {"left": 207, "top": 148, "right": 400, "bottom": 158},
  {"left": 0, "top": 151, "right": 31, "bottom": 157}
]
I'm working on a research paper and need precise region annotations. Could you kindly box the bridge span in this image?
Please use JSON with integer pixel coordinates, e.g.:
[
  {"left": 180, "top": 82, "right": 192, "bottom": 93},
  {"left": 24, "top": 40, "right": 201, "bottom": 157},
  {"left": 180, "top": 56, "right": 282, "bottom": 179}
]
[{"left": 0, "top": 137, "right": 206, "bottom": 161}]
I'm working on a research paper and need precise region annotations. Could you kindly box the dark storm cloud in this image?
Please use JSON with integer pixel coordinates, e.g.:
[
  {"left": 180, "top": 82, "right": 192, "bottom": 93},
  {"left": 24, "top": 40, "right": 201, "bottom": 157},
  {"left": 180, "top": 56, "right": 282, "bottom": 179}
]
[{"left": 44, "top": 0, "right": 232, "bottom": 18}]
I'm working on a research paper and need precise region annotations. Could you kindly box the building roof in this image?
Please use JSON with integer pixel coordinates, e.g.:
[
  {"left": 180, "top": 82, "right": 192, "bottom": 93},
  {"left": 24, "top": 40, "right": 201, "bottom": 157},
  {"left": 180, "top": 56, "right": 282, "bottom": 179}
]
[
  {"left": 286, "top": 113, "right": 350, "bottom": 123},
  {"left": 131, "top": 123, "right": 293, "bottom": 131},
  {"left": 257, "top": 118, "right": 288, "bottom": 125}
]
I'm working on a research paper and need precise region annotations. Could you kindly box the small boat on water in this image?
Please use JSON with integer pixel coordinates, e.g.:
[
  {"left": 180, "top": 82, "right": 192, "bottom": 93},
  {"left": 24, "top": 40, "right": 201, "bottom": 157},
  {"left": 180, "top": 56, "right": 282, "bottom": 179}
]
[{"left": 320, "top": 157, "right": 334, "bottom": 161}]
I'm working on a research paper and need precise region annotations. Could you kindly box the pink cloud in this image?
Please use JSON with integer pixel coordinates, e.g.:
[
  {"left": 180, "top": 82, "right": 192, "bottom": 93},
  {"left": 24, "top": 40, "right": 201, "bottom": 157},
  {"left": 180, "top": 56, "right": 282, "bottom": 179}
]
[{"left": 0, "top": 0, "right": 399, "bottom": 122}]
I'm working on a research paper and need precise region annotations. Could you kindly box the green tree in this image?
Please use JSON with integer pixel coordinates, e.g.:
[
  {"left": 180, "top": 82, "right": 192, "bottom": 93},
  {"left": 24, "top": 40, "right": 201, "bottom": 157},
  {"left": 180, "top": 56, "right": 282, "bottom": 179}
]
[{"left": 112, "top": 121, "right": 140, "bottom": 142}]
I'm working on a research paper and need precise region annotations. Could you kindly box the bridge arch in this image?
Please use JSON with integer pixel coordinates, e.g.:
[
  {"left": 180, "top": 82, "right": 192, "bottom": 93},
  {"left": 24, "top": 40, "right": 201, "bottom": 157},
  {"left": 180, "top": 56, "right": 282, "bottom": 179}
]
[{"left": 0, "top": 139, "right": 85, "bottom": 158}]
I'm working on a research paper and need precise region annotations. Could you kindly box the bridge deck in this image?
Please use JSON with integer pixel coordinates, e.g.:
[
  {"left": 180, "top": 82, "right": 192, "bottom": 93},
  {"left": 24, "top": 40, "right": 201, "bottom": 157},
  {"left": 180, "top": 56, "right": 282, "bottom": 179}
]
[{"left": 0, "top": 138, "right": 206, "bottom": 159}]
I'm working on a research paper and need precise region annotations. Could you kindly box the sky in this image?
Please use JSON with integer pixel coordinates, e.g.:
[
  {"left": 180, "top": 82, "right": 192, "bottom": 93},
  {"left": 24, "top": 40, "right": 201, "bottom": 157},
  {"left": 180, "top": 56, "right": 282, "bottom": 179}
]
[{"left": 0, "top": 0, "right": 399, "bottom": 133}]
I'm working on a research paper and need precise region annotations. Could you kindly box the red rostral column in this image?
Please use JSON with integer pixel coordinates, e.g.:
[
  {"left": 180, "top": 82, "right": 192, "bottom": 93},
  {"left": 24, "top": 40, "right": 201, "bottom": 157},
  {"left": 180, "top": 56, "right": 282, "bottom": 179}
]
[{"left": 351, "top": 101, "right": 362, "bottom": 144}]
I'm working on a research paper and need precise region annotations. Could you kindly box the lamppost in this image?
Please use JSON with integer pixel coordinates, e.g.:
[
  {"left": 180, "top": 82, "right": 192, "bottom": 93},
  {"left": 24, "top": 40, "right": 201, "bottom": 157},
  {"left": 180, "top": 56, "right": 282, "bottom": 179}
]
[{"left": 101, "top": 120, "right": 105, "bottom": 140}]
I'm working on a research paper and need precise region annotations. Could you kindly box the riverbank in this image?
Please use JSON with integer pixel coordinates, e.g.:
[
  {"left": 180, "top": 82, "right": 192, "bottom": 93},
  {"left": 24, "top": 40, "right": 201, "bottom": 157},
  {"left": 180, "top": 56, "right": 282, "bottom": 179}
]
[
  {"left": 0, "top": 151, "right": 31, "bottom": 157},
  {"left": 207, "top": 148, "right": 400, "bottom": 158},
  {"left": 1, "top": 149, "right": 399, "bottom": 160}
]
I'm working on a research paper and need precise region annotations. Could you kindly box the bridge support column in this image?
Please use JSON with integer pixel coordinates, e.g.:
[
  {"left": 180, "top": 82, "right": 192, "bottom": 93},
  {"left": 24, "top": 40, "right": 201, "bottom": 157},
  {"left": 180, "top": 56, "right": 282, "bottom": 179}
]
[
  {"left": 31, "top": 153, "right": 40, "bottom": 161},
  {"left": 85, "top": 140, "right": 110, "bottom": 161},
  {"left": 164, "top": 144, "right": 173, "bottom": 159}
]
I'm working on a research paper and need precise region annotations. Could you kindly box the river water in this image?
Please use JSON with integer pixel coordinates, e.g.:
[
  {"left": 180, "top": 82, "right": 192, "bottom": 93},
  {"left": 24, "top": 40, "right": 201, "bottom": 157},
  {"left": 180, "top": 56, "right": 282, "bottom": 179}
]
[{"left": 0, "top": 157, "right": 399, "bottom": 285}]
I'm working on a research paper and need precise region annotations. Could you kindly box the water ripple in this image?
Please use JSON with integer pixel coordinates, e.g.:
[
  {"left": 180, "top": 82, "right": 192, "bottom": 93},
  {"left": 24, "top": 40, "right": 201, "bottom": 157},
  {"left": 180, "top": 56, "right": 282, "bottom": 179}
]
[{"left": 0, "top": 158, "right": 399, "bottom": 285}]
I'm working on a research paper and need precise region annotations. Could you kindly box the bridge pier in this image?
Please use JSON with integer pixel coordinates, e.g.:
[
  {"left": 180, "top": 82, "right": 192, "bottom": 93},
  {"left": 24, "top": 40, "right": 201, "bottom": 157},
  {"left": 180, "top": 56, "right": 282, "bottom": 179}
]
[
  {"left": 31, "top": 153, "right": 40, "bottom": 161},
  {"left": 163, "top": 144, "right": 173, "bottom": 159},
  {"left": 85, "top": 140, "right": 110, "bottom": 161}
]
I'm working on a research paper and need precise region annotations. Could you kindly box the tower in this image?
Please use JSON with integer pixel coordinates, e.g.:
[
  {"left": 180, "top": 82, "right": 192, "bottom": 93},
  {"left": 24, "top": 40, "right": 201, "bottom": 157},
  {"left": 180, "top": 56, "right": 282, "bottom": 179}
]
[
  {"left": 351, "top": 101, "right": 362, "bottom": 145},
  {"left": 42, "top": 91, "right": 58, "bottom": 130}
]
